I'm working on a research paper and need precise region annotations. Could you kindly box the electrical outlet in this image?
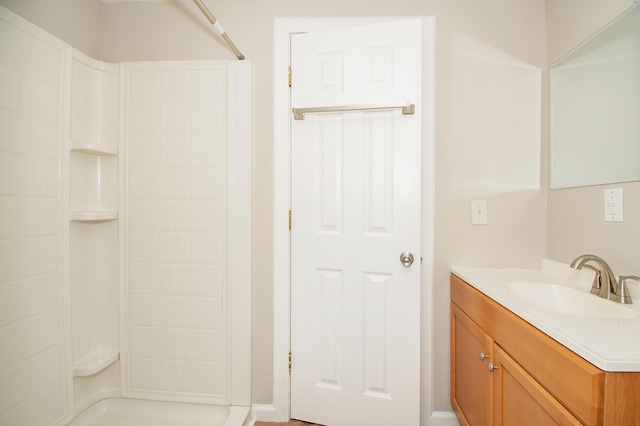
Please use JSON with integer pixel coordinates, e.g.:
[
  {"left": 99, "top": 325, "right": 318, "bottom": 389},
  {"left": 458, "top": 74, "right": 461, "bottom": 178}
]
[
  {"left": 471, "top": 200, "right": 488, "bottom": 225},
  {"left": 604, "top": 188, "right": 623, "bottom": 222}
]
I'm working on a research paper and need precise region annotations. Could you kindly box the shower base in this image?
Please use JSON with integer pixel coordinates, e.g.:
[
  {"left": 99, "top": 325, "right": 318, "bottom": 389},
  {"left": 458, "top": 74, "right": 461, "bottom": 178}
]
[{"left": 68, "top": 398, "right": 250, "bottom": 426}]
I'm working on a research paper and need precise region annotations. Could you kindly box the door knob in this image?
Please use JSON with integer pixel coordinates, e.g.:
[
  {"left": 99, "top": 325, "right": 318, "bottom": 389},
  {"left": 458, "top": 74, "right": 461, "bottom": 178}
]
[{"left": 400, "top": 251, "right": 414, "bottom": 267}]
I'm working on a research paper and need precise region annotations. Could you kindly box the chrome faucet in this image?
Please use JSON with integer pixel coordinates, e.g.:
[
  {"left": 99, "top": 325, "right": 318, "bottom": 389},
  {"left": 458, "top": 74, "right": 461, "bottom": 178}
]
[{"left": 570, "top": 254, "right": 633, "bottom": 304}]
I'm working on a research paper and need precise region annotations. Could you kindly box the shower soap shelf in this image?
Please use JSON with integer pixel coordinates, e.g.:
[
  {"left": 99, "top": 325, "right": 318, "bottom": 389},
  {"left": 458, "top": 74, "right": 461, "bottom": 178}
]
[
  {"left": 70, "top": 210, "right": 118, "bottom": 222},
  {"left": 71, "top": 143, "right": 118, "bottom": 156},
  {"left": 73, "top": 350, "right": 119, "bottom": 377}
]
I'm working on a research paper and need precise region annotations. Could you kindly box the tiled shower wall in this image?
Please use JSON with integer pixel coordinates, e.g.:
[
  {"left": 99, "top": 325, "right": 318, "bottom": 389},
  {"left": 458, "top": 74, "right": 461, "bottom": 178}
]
[
  {"left": 123, "top": 64, "right": 229, "bottom": 403},
  {"left": 0, "top": 6, "right": 250, "bottom": 421},
  {"left": 0, "top": 11, "right": 70, "bottom": 425}
]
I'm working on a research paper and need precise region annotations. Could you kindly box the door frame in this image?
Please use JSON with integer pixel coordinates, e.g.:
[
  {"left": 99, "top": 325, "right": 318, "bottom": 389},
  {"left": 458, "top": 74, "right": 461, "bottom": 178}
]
[{"left": 272, "top": 17, "right": 436, "bottom": 422}]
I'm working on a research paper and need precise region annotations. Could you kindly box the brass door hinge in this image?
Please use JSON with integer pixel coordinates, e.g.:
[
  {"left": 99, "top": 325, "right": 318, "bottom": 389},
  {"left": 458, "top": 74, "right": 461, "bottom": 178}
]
[
  {"left": 288, "top": 352, "right": 292, "bottom": 372},
  {"left": 288, "top": 210, "right": 292, "bottom": 230},
  {"left": 288, "top": 66, "right": 292, "bottom": 87}
]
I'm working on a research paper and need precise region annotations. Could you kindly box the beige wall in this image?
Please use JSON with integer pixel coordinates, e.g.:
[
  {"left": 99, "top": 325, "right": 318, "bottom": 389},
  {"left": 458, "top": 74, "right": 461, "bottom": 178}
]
[
  {"left": 546, "top": 0, "right": 640, "bottom": 277},
  {"left": 546, "top": 0, "right": 632, "bottom": 63},
  {"left": 1, "top": 0, "right": 552, "bottom": 418},
  {"left": 0, "top": 0, "right": 102, "bottom": 58}
]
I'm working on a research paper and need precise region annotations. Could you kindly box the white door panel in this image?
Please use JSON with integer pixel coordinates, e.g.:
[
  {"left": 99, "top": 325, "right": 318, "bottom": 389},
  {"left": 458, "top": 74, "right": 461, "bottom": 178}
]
[
  {"left": 290, "top": 18, "right": 423, "bottom": 426},
  {"left": 291, "top": 18, "right": 423, "bottom": 107}
]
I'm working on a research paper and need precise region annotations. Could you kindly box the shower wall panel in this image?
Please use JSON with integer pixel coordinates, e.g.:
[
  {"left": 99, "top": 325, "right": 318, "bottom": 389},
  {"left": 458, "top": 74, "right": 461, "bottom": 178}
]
[
  {"left": 0, "top": 8, "right": 72, "bottom": 425},
  {"left": 123, "top": 63, "right": 230, "bottom": 404}
]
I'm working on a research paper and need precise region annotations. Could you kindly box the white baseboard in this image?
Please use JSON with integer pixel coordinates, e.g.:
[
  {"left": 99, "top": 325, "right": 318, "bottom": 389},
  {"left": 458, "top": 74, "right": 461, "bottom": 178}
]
[
  {"left": 249, "top": 406, "right": 457, "bottom": 426},
  {"left": 426, "top": 411, "right": 460, "bottom": 426},
  {"left": 226, "top": 406, "right": 251, "bottom": 426},
  {"left": 251, "top": 404, "right": 287, "bottom": 423}
]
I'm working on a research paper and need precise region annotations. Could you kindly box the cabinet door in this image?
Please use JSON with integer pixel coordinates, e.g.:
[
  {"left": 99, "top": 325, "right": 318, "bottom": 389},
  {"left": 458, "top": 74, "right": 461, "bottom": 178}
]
[
  {"left": 451, "top": 303, "right": 493, "bottom": 426},
  {"left": 492, "top": 345, "right": 581, "bottom": 426}
]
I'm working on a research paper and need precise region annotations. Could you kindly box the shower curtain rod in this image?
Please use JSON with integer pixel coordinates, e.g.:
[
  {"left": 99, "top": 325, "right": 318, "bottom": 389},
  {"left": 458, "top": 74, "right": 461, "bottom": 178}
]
[{"left": 193, "top": 0, "right": 245, "bottom": 60}]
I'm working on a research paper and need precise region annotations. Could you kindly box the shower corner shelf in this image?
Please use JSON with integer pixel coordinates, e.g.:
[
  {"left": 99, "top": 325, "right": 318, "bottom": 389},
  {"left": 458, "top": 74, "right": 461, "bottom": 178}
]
[
  {"left": 71, "top": 143, "right": 118, "bottom": 156},
  {"left": 70, "top": 210, "right": 118, "bottom": 222},
  {"left": 73, "top": 350, "right": 119, "bottom": 377}
]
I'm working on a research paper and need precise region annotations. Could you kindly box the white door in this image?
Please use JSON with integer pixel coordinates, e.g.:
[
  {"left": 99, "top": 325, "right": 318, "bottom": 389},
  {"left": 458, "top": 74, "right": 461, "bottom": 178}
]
[{"left": 290, "top": 19, "right": 424, "bottom": 426}]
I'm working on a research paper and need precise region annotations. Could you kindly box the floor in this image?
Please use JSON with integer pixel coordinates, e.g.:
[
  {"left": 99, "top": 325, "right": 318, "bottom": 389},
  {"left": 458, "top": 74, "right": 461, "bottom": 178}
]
[{"left": 254, "top": 421, "right": 319, "bottom": 426}]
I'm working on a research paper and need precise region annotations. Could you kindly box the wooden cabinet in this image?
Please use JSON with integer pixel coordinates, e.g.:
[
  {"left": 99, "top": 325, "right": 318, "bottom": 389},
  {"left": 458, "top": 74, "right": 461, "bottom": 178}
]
[
  {"left": 451, "top": 304, "right": 492, "bottom": 425},
  {"left": 452, "top": 303, "right": 580, "bottom": 426},
  {"left": 451, "top": 274, "right": 640, "bottom": 425}
]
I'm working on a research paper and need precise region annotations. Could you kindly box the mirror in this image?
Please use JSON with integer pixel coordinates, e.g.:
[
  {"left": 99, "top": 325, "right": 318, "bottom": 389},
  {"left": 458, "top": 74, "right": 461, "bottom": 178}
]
[{"left": 550, "top": 6, "right": 640, "bottom": 189}]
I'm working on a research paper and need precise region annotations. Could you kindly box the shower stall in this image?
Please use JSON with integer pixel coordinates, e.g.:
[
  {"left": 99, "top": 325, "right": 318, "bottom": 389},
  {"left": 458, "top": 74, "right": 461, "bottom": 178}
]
[{"left": 0, "top": 5, "right": 251, "bottom": 425}]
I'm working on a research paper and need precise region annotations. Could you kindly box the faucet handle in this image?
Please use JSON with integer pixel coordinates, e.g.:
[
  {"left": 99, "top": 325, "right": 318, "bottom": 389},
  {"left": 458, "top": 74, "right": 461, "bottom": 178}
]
[
  {"left": 612, "top": 276, "right": 637, "bottom": 304},
  {"left": 583, "top": 264, "right": 603, "bottom": 295}
]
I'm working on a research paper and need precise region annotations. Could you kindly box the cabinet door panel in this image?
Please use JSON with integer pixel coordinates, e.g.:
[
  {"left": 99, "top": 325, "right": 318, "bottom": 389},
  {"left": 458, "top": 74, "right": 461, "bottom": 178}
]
[
  {"left": 493, "top": 345, "right": 581, "bottom": 426},
  {"left": 451, "top": 303, "right": 492, "bottom": 426}
]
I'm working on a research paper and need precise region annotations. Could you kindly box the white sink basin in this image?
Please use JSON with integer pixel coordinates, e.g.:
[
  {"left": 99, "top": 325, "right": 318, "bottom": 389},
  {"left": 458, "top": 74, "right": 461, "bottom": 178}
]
[
  {"left": 452, "top": 260, "right": 640, "bottom": 371},
  {"left": 507, "top": 282, "right": 638, "bottom": 319}
]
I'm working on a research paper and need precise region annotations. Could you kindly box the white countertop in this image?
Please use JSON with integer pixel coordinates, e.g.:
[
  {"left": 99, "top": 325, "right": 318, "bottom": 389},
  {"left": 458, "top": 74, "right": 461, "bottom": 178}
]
[{"left": 451, "top": 259, "right": 640, "bottom": 372}]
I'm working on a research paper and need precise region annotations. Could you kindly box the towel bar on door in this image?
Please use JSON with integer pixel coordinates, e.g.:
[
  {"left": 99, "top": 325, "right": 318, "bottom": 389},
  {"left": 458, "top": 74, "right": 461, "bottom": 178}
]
[{"left": 292, "top": 103, "right": 415, "bottom": 120}]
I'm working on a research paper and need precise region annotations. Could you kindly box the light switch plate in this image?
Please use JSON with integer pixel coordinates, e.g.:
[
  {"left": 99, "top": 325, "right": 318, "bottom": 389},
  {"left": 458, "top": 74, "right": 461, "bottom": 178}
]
[
  {"left": 604, "top": 188, "right": 623, "bottom": 222},
  {"left": 471, "top": 200, "right": 488, "bottom": 225}
]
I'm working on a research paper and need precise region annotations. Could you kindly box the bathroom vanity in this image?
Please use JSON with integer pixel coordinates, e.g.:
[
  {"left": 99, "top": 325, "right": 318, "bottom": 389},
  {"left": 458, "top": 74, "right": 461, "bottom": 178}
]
[{"left": 450, "top": 262, "right": 640, "bottom": 425}]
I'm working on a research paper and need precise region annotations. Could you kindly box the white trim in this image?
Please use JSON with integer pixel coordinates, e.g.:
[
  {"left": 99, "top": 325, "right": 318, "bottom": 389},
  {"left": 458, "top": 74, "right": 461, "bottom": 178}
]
[
  {"left": 250, "top": 404, "right": 287, "bottom": 423},
  {"left": 224, "top": 406, "right": 252, "bottom": 426},
  {"left": 426, "top": 411, "right": 460, "bottom": 426},
  {"left": 60, "top": 41, "right": 75, "bottom": 426},
  {"left": 228, "top": 60, "right": 253, "bottom": 406},
  {"left": 273, "top": 17, "right": 436, "bottom": 423},
  {"left": 419, "top": 16, "right": 437, "bottom": 426},
  {"left": 118, "top": 59, "right": 130, "bottom": 407}
]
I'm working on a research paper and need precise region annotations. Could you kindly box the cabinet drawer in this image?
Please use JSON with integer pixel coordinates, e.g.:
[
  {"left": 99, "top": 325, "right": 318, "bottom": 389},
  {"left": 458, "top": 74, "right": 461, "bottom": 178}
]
[{"left": 451, "top": 274, "right": 605, "bottom": 425}]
